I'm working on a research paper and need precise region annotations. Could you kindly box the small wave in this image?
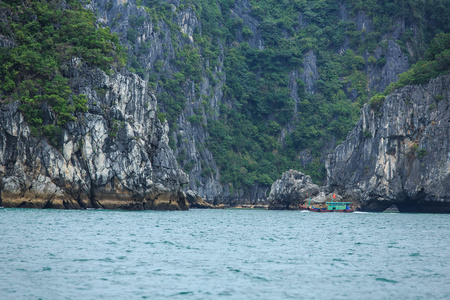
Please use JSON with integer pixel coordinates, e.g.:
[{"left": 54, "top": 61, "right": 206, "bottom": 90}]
[
  {"left": 376, "top": 278, "right": 399, "bottom": 283},
  {"left": 73, "top": 259, "right": 92, "bottom": 262},
  {"left": 218, "top": 291, "right": 233, "bottom": 296},
  {"left": 353, "top": 211, "right": 369, "bottom": 214},
  {"left": 410, "top": 253, "right": 421, "bottom": 257},
  {"left": 173, "top": 291, "right": 194, "bottom": 296},
  {"left": 252, "top": 276, "right": 269, "bottom": 282},
  {"left": 97, "top": 258, "right": 114, "bottom": 262},
  {"left": 355, "top": 242, "right": 376, "bottom": 245},
  {"left": 227, "top": 267, "right": 241, "bottom": 273}
]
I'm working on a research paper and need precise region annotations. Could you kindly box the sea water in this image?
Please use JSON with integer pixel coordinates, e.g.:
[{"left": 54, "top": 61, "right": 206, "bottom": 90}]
[{"left": 1, "top": 208, "right": 449, "bottom": 299}]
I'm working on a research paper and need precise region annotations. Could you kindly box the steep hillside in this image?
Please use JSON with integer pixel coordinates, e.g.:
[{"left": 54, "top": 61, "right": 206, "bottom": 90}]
[
  {"left": 1, "top": 0, "right": 449, "bottom": 206},
  {"left": 84, "top": 0, "right": 448, "bottom": 205}
]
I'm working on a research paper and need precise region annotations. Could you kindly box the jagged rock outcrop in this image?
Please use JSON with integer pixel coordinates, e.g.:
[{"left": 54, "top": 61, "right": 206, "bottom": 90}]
[
  {"left": 185, "top": 189, "right": 223, "bottom": 208},
  {"left": 383, "top": 204, "right": 399, "bottom": 213},
  {"left": 338, "top": 4, "right": 410, "bottom": 94},
  {"left": 0, "top": 66, "right": 188, "bottom": 210},
  {"left": 267, "top": 170, "right": 320, "bottom": 210},
  {"left": 326, "top": 75, "right": 450, "bottom": 213}
]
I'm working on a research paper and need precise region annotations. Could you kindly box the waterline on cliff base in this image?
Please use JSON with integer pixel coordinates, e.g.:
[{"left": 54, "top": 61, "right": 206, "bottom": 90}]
[{"left": 1, "top": 208, "right": 449, "bottom": 299}]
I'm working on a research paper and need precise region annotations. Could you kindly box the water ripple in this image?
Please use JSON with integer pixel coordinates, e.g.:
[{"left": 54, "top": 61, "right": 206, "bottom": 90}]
[{"left": 0, "top": 208, "right": 449, "bottom": 299}]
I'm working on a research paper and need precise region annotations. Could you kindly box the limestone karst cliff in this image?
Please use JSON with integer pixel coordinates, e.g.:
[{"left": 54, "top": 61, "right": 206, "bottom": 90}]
[
  {"left": 268, "top": 76, "right": 449, "bottom": 212},
  {"left": 83, "top": 0, "right": 432, "bottom": 205},
  {"left": 1, "top": 0, "right": 448, "bottom": 208},
  {"left": 0, "top": 65, "right": 188, "bottom": 210},
  {"left": 326, "top": 75, "right": 450, "bottom": 213}
]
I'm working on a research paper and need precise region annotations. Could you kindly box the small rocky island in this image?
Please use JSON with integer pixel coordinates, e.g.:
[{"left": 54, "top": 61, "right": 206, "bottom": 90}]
[{"left": 267, "top": 170, "right": 319, "bottom": 210}]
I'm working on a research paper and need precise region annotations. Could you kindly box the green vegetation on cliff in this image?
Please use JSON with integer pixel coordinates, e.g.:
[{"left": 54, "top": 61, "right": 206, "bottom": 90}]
[
  {"left": 129, "top": 0, "right": 449, "bottom": 193},
  {"left": 2, "top": 0, "right": 449, "bottom": 197},
  {"left": 194, "top": 0, "right": 363, "bottom": 188},
  {"left": 369, "top": 32, "right": 450, "bottom": 107},
  {"left": 0, "top": 0, "right": 125, "bottom": 144},
  {"left": 385, "top": 33, "right": 450, "bottom": 94}
]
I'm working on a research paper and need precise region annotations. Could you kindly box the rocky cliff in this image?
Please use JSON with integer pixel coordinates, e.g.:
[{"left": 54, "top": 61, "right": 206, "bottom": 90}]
[
  {"left": 0, "top": 65, "right": 188, "bottom": 210},
  {"left": 326, "top": 75, "right": 450, "bottom": 213},
  {"left": 87, "top": 0, "right": 230, "bottom": 203},
  {"left": 2, "top": 0, "right": 444, "bottom": 208},
  {"left": 88, "top": 0, "right": 417, "bottom": 205}
]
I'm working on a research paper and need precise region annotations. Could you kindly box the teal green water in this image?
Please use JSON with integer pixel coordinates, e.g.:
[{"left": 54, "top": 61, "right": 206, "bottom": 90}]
[{"left": 1, "top": 208, "right": 449, "bottom": 299}]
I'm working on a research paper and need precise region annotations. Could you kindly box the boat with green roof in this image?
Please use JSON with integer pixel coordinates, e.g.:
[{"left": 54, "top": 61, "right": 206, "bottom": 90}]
[{"left": 299, "top": 200, "right": 354, "bottom": 213}]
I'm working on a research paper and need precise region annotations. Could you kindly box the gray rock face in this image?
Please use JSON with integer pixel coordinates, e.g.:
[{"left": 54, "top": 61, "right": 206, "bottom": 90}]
[
  {"left": 268, "top": 170, "right": 320, "bottom": 210},
  {"left": 87, "top": 0, "right": 226, "bottom": 204},
  {"left": 326, "top": 75, "right": 450, "bottom": 213},
  {"left": 0, "top": 34, "right": 16, "bottom": 48},
  {"left": 369, "top": 40, "right": 409, "bottom": 92},
  {"left": 383, "top": 204, "right": 399, "bottom": 213},
  {"left": 185, "top": 190, "right": 223, "bottom": 208},
  {"left": 0, "top": 66, "right": 188, "bottom": 210},
  {"left": 301, "top": 50, "right": 319, "bottom": 94},
  {"left": 232, "top": 0, "right": 265, "bottom": 50},
  {"left": 337, "top": 6, "right": 410, "bottom": 93}
]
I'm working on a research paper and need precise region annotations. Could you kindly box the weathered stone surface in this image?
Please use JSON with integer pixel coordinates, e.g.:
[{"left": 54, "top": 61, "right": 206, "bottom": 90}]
[
  {"left": 0, "top": 67, "right": 188, "bottom": 210},
  {"left": 232, "top": 0, "right": 265, "bottom": 50},
  {"left": 369, "top": 40, "right": 409, "bottom": 92},
  {"left": 383, "top": 204, "right": 399, "bottom": 213},
  {"left": 185, "top": 190, "right": 223, "bottom": 209},
  {"left": 87, "top": 0, "right": 228, "bottom": 204},
  {"left": 268, "top": 170, "right": 320, "bottom": 210},
  {"left": 326, "top": 75, "right": 450, "bottom": 213},
  {"left": 301, "top": 50, "right": 319, "bottom": 94}
]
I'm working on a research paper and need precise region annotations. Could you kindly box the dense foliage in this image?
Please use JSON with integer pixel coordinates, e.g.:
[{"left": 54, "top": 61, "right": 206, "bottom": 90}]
[
  {"left": 0, "top": 0, "right": 125, "bottom": 145},
  {"left": 3, "top": 0, "right": 449, "bottom": 196},
  {"left": 201, "top": 0, "right": 368, "bottom": 188},
  {"left": 129, "top": 0, "right": 449, "bottom": 193}
]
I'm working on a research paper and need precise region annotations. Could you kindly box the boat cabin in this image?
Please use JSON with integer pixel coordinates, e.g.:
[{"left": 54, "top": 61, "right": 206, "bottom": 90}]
[{"left": 326, "top": 202, "right": 352, "bottom": 211}]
